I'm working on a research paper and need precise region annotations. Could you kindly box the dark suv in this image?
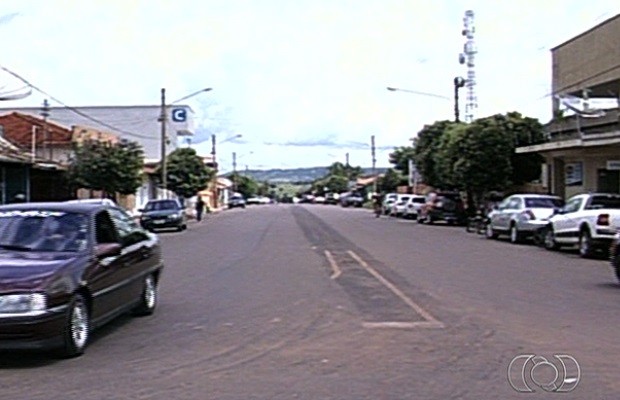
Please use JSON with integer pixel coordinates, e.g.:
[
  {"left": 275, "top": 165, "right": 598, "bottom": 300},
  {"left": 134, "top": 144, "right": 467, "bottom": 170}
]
[
  {"left": 417, "top": 192, "right": 467, "bottom": 225},
  {"left": 139, "top": 199, "right": 187, "bottom": 232}
]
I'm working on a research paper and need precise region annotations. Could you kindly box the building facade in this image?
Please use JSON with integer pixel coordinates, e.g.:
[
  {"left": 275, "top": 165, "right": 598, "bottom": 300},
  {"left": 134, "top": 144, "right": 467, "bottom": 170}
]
[
  {"left": 517, "top": 13, "right": 620, "bottom": 198},
  {"left": 0, "top": 105, "right": 195, "bottom": 162},
  {"left": 0, "top": 105, "right": 196, "bottom": 210}
]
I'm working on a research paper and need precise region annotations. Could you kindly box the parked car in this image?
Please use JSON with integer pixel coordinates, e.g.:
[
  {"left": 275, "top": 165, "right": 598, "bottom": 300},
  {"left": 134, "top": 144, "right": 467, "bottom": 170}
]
[
  {"left": 139, "top": 199, "right": 187, "bottom": 232},
  {"left": 0, "top": 202, "right": 163, "bottom": 357},
  {"left": 382, "top": 193, "right": 398, "bottom": 215},
  {"left": 417, "top": 192, "right": 467, "bottom": 225},
  {"left": 340, "top": 192, "right": 364, "bottom": 207},
  {"left": 485, "top": 194, "right": 564, "bottom": 243},
  {"left": 246, "top": 196, "right": 262, "bottom": 205},
  {"left": 228, "top": 194, "right": 247, "bottom": 209},
  {"left": 65, "top": 198, "right": 117, "bottom": 207},
  {"left": 390, "top": 194, "right": 412, "bottom": 217},
  {"left": 403, "top": 195, "right": 426, "bottom": 219},
  {"left": 543, "top": 193, "right": 620, "bottom": 258}
]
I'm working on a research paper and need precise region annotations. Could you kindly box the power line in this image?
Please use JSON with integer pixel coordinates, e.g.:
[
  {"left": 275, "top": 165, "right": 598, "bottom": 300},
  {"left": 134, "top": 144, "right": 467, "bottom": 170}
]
[{"left": 0, "top": 64, "right": 155, "bottom": 140}]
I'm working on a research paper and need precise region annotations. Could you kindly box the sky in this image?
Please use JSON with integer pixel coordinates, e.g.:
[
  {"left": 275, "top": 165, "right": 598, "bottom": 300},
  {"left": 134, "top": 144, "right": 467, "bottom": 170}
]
[{"left": 0, "top": 0, "right": 618, "bottom": 171}]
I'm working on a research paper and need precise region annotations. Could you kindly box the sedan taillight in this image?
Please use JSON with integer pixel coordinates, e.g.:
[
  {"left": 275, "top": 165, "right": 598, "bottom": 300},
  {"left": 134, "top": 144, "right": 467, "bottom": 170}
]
[{"left": 597, "top": 214, "right": 610, "bottom": 226}]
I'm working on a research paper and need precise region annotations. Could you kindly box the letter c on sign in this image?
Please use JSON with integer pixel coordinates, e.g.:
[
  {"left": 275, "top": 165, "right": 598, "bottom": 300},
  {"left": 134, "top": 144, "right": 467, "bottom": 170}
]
[{"left": 172, "top": 108, "right": 187, "bottom": 122}]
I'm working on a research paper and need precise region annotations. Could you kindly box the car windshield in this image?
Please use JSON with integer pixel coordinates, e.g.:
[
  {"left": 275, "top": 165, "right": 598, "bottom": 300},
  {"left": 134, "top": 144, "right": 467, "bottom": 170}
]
[
  {"left": 0, "top": 210, "right": 89, "bottom": 252},
  {"left": 588, "top": 196, "right": 620, "bottom": 209},
  {"left": 412, "top": 197, "right": 426, "bottom": 203},
  {"left": 524, "top": 197, "right": 564, "bottom": 208},
  {"left": 144, "top": 201, "right": 179, "bottom": 211}
]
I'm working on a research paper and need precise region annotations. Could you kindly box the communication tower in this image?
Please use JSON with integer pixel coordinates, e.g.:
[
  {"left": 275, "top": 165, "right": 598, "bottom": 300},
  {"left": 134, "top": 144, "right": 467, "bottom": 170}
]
[{"left": 459, "top": 10, "right": 478, "bottom": 122}]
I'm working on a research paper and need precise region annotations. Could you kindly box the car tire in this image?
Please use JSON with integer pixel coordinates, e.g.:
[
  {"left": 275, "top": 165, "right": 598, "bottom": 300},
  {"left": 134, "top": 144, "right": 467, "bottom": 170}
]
[
  {"left": 485, "top": 223, "right": 498, "bottom": 239},
  {"left": 133, "top": 274, "right": 158, "bottom": 316},
  {"left": 59, "top": 294, "right": 90, "bottom": 358},
  {"left": 614, "top": 254, "right": 620, "bottom": 283},
  {"left": 543, "top": 226, "right": 560, "bottom": 251},
  {"left": 509, "top": 223, "right": 522, "bottom": 244},
  {"left": 578, "top": 228, "right": 595, "bottom": 258}
]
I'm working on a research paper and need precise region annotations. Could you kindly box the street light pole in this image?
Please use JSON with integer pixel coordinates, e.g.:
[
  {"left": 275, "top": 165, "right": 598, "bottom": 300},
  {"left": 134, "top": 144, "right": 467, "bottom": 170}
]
[
  {"left": 211, "top": 134, "right": 217, "bottom": 208},
  {"left": 160, "top": 88, "right": 167, "bottom": 198},
  {"left": 371, "top": 135, "right": 377, "bottom": 194},
  {"left": 453, "top": 77, "right": 466, "bottom": 123},
  {"left": 232, "top": 151, "right": 237, "bottom": 192}
]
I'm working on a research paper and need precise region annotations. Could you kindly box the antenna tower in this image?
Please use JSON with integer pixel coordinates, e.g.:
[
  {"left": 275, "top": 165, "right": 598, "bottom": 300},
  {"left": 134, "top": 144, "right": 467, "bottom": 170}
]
[{"left": 459, "top": 10, "right": 477, "bottom": 122}]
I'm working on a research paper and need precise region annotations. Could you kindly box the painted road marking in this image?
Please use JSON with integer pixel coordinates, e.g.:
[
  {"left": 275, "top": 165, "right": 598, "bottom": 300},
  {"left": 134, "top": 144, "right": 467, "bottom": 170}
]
[
  {"left": 362, "top": 321, "right": 442, "bottom": 329},
  {"left": 324, "top": 250, "right": 342, "bottom": 280},
  {"left": 347, "top": 250, "right": 444, "bottom": 329}
]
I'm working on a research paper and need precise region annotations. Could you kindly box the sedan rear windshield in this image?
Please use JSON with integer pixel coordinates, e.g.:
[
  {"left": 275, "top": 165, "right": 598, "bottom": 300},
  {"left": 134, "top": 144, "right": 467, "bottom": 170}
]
[
  {"left": 587, "top": 196, "right": 620, "bottom": 210},
  {"left": 524, "top": 198, "right": 564, "bottom": 208},
  {"left": 0, "top": 210, "right": 89, "bottom": 252}
]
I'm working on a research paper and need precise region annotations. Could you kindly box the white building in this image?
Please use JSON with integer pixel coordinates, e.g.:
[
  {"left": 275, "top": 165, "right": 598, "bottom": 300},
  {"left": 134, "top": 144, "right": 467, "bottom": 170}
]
[{"left": 0, "top": 104, "right": 195, "bottom": 210}]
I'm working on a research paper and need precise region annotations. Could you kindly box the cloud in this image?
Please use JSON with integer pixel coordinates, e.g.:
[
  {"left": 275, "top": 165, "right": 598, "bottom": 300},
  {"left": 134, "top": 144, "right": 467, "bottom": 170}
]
[{"left": 0, "top": 12, "right": 20, "bottom": 25}]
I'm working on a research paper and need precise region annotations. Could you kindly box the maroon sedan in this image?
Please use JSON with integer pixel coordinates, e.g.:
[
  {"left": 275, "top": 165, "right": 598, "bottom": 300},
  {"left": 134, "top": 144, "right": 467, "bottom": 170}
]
[{"left": 0, "top": 202, "right": 163, "bottom": 357}]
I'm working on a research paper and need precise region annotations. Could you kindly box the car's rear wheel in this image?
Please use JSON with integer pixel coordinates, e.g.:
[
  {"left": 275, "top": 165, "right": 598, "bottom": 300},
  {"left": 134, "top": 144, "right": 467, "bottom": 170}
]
[
  {"left": 59, "top": 294, "right": 90, "bottom": 358},
  {"left": 133, "top": 274, "right": 158, "bottom": 316},
  {"left": 578, "top": 229, "right": 595, "bottom": 258}
]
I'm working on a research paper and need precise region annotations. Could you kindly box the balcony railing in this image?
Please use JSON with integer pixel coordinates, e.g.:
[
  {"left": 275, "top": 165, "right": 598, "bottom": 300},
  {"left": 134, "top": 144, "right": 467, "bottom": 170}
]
[{"left": 546, "top": 108, "right": 620, "bottom": 142}]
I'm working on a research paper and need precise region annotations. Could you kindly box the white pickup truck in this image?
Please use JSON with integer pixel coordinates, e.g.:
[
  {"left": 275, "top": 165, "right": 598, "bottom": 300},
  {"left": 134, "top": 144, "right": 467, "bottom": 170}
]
[{"left": 543, "top": 193, "right": 620, "bottom": 258}]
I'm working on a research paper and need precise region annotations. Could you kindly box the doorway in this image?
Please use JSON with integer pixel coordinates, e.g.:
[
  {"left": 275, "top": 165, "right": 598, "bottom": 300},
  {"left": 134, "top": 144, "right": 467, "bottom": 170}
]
[{"left": 597, "top": 169, "right": 620, "bottom": 193}]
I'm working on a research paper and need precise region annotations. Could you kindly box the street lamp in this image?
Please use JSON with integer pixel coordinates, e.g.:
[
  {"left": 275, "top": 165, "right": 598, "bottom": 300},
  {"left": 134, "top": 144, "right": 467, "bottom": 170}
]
[
  {"left": 210, "top": 133, "right": 243, "bottom": 208},
  {"left": 386, "top": 86, "right": 459, "bottom": 122},
  {"left": 160, "top": 87, "right": 212, "bottom": 198}
]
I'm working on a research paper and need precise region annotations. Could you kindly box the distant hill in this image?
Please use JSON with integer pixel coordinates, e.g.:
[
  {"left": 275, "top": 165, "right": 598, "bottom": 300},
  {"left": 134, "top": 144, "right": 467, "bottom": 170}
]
[{"left": 227, "top": 167, "right": 389, "bottom": 183}]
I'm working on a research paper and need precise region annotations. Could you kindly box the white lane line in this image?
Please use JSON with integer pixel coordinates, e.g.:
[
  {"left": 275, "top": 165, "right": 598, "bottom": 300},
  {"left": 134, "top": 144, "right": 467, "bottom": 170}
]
[
  {"left": 347, "top": 250, "right": 443, "bottom": 328},
  {"left": 362, "top": 321, "right": 443, "bottom": 329},
  {"left": 324, "top": 250, "right": 342, "bottom": 280}
]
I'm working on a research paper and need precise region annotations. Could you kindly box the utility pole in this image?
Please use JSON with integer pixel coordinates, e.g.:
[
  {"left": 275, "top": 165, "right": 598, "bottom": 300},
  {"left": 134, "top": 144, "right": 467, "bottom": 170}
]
[
  {"left": 40, "top": 99, "right": 50, "bottom": 160},
  {"left": 345, "top": 152, "right": 349, "bottom": 166},
  {"left": 232, "top": 152, "right": 237, "bottom": 192},
  {"left": 211, "top": 134, "right": 217, "bottom": 209},
  {"left": 160, "top": 88, "right": 167, "bottom": 199},
  {"left": 371, "top": 135, "right": 377, "bottom": 194}
]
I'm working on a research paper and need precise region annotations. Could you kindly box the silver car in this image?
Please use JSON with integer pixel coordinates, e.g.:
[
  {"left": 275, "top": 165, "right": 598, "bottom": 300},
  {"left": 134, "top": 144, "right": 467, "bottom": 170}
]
[{"left": 486, "top": 194, "right": 564, "bottom": 243}]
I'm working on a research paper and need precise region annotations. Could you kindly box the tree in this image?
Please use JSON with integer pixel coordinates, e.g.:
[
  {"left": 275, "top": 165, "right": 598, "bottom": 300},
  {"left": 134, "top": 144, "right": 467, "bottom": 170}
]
[
  {"left": 388, "top": 146, "right": 416, "bottom": 174},
  {"left": 161, "top": 148, "right": 213, "bottom": 199},
  {"left": 229, "top": 172, "right": 259, "bottom": 198},
  {"left": 68, "top": 139, "right": 144, "bottom": 198},
  {"left": 411, "top": 120, "right": 459, "bottom": 188},
  {"left": 436, "top": 121, "right": 514, "bottom": 205},
  {"left": 377, "top": 168, "right": 406, "bottom": 193}
]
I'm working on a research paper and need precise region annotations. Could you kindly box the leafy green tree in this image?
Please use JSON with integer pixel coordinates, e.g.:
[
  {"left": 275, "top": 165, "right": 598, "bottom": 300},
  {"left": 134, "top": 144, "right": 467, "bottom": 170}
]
[
  {"left": 436, "top": 121, "right": 513, "bottom": 205},
  {"left": 388, "top": 146, "right": 416, "bottom": 174},
  {"left": 68, "top": 139, "right": 144, "bottom": 198},
  {"left": 411, "top": 120, "right": 459, "bottom": 188},
  {"left": 229, "top": 172, "right": 259, "bottom": 198},
  {"left": 161, "top": 148, "right": 213, "bottom": 199},
  {"left": 377, "top": 168, "right": 406, "bottom": 193}
]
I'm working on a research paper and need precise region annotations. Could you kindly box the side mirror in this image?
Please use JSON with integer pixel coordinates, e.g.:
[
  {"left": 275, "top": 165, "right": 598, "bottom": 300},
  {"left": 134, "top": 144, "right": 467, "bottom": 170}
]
[
  {"left": 94, "top": 243, "right": 122, "bottom": 259},
  {"left": 553, "top": 207, "right": 564, "bottom": 215},
  {"left": 137, "top": 208, "right": 144, "bottom": 213}
]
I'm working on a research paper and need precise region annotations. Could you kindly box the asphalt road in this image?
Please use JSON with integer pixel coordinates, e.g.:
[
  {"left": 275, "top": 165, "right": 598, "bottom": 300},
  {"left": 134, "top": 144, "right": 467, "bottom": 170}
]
[{"left": 2, "top": 204, "right": 620, "bottom": 399}]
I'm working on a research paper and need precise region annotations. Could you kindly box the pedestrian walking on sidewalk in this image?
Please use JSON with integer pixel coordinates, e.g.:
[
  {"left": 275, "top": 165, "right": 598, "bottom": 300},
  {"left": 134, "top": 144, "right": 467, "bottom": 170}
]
[{"left": 195, "top": 196, "right": 205, "bottom": 222}]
